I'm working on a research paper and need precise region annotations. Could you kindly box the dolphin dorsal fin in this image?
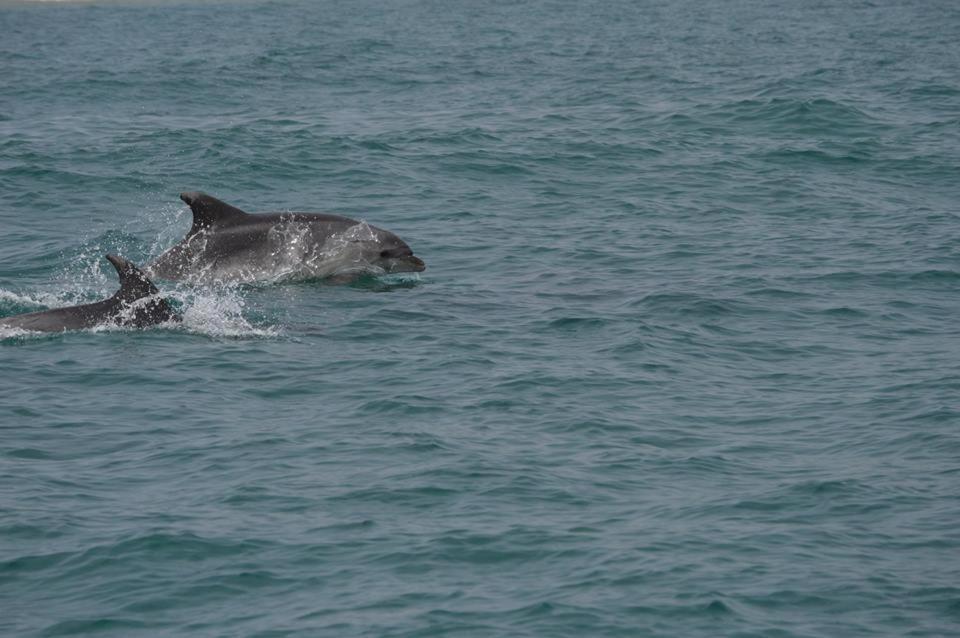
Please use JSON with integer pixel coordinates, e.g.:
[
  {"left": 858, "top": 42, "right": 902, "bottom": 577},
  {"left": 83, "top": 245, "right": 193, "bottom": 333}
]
[
  {"left": 105, "top": 254, "right": 159, "bottom": 301},
  {"left": 180, "top": 191, "right": 249, "bottom": 233}
]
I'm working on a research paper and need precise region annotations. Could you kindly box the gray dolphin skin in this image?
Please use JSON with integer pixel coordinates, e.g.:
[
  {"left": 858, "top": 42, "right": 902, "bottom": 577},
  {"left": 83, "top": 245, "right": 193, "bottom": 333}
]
[
  {"left": 147, "top": 192, "right": 426, "bottom": 283},
  {"left": 0, "top": 255, "right": 179, "bottom": 333}
]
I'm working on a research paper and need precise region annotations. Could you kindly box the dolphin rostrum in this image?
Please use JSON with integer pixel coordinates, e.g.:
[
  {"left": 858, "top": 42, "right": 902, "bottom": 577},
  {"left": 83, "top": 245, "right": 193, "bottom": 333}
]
[
  {"left": 0, "top": 255, "right": 179, "bottom": 333},
  {"left": 147, "top": 192, "right": 426, "bottom": 283}
]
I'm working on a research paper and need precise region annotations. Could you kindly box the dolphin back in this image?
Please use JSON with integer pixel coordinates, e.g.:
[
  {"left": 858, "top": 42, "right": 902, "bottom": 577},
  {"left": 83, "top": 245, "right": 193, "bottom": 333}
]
[{"left": 0, "top": 255, "right": 179, "bottom": 333}]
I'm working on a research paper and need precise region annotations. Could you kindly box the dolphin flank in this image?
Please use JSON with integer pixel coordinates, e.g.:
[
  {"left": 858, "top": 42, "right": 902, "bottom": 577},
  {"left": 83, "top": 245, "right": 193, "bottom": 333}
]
[
  {"left": 146, "top": 192, "right": 426, "bottom": 283},
  {"left": 0, "top": 255, "right": 180, "bottom": 333}
]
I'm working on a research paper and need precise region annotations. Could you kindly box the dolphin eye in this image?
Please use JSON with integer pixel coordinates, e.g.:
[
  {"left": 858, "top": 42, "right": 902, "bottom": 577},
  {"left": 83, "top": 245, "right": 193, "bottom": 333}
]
[{"left": 379, "top": 250, "right": 390, "bottom": 258}]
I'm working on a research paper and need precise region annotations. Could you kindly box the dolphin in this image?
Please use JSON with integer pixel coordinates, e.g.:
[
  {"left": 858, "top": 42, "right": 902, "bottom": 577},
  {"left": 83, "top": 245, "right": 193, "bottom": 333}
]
[
  {"left": 0, "top": 255, "right": 179, "bottom": 333},
  {"left": 147, "top": 192, "right": 426, "bottom": 283}
]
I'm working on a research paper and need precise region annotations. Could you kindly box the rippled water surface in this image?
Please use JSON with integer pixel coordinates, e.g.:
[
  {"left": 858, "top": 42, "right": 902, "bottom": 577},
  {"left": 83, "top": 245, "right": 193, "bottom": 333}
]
[{"left": 2, "top": 1, "right": 959, "bottom": 636}]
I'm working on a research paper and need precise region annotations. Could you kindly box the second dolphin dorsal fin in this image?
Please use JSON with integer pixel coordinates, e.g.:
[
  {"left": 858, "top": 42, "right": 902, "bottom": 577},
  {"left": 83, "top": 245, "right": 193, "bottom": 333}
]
[
  {"left": 180, "top": 191, "right": 249, "bottom": 233},
  {"left": 106, "top": 254, "right": 159, "bottom": 301}
]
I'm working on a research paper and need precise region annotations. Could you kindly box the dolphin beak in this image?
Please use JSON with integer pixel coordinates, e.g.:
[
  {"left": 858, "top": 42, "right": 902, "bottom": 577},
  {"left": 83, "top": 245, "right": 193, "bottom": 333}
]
[{"left": 409, "top": 255, "right": 426, "bottom": 272}]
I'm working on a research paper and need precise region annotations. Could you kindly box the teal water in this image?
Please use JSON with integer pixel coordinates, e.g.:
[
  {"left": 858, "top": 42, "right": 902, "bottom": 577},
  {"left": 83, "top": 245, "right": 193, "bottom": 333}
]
[{"left": 2, "top": 0, "right": 959, "bottom": 635}]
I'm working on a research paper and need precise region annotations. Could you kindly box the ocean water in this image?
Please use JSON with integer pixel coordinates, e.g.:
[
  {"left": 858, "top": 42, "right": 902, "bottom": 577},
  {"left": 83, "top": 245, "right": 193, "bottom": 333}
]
[{"left": 1, "top": 0, "right": 959, "bottom": 635}]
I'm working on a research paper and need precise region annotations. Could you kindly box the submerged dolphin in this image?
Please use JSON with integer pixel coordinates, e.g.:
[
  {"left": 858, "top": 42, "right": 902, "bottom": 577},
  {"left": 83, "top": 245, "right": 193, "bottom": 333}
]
[
  {"left": 0, "top": 255, "right": 179, "bottom": 333},
  {"left": 147, "top": 192, "right": 426, "bottom": 283}
]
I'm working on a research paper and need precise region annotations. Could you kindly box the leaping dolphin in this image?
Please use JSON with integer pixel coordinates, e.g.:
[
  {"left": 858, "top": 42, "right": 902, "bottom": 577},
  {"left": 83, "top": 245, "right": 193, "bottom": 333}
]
[
  {"left": 0, "top": 255, "right": 179, "bottom": 333},
  {"left": 147, "top": 192, "right": 426, "bottom": 283}
]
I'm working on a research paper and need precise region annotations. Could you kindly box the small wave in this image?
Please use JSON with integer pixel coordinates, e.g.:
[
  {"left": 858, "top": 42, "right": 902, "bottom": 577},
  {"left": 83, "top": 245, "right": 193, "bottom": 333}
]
[
  {"left": 762, "top": 147, "right": 872, "bottom": 165},
  {"left": 542, "top": 316, "right": 610, "bottom": 333},
  {"left": 788, "top": 270, "right": 960, "bottom": 288},
  {"left": 743, "top": 287, "right": 816, "bottom": 300},
  {"left": 726, "top": 96, "right": 878, "bottom": 129},
  {"left": 406, "top": 127, "right": 503, "bottom": 146},
  {"left": 817, "top": 306, "right": 869, "bottom": 318},
  {"left": 628, "top": 292, "right": 757, "bottom": 318},
  {"left": 347, "top": 272, "right": 422, "bottom": 291}
]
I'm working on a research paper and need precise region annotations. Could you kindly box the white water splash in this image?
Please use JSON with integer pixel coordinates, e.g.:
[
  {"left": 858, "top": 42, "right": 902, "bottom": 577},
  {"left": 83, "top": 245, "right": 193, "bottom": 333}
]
[
  {"left": 144, "top": 201, "right": 192, "bottom": 259},
  {"left": 174, "top": 285, "right": 280, "bottom": 338},
  {"left": 0, "top": 286, "right": 101, "bottom": 311},
  {"left": 0, "top": 324, "right": 38, "bottom": 340},
  {"left": 0, "top": 289, "right": 54, "bottom": 309}
]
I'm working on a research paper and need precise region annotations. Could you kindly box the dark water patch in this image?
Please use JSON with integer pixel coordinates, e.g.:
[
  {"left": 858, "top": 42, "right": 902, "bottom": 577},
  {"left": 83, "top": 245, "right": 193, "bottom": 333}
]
[
  {"left": 0, "top": 550, "right": 73, "bottom": 581},
  {"left": 720, "top": 479, "right": 884, "bottom": 517},
  {"left": 328, "top": 485, "right": 461, "bottom": 508},
  {"left": 63, "top": 533, "right": 270, "bottom": 569},
  {"left": 222, "top": 488, "right": 314, "bottom": 512},
  {"left": 628, "top": 292, "right": 760, "bottom": 318},
  {"left": 406, "top": 127, "right": 504, "bottom": 146},
  {"left": 357, "top": 397, "right": 448, "bottom": 417},
  {"left": 817, "top": 306, "right": 870, "bottom": 318},
  {"left": 908, "top": 269, "right": 960, "bottom": 282},
  {"left": 785, "top": 269, "right": 960, "bottom": 290},
  {"left": 41, "top": 617, "right": 155, "bottom": 637},
  {"left": 5, "top": 447, "right": 53, "bottom": 460},
  {"left": 540, "top": 316, "right": 610, "bottom": 333},
  {"left": 680, "top": 97, "right": 882, "bottom": 139},
  {"left": 761, "top": 147, "right": 875, "bottom": 167}
]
